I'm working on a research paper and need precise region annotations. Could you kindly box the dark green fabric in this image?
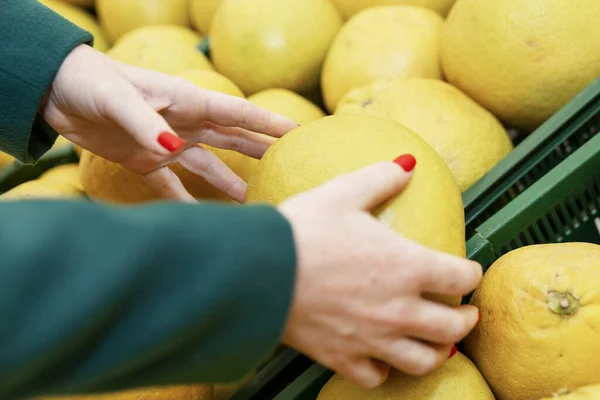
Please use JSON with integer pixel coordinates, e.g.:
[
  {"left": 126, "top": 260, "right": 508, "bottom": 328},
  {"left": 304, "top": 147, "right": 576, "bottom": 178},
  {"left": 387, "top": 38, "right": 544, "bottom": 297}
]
[
  {"left": 0, "top": 0, "right": 93, "bottom": 163},
  {"left": 0, "top": 1, "right": 297, "bottom": 398}
]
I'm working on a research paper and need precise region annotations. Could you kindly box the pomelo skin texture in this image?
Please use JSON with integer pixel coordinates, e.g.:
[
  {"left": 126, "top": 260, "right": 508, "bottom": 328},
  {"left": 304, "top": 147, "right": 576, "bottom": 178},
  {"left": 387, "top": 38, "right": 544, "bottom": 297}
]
[
  {"left": 538, "top": 384, "right": 600, "bottom": 400},
  {"left": 316, "top": 351, "right": 494, "bottom": 400},
  {"left": 441, "top": 0, "right": 600, "bottom": 132},
  {"left": 246, "top": 114, "right": 465, "bottom": 306},
  {"left": 465, "top": 242, "right": 600, "bottom": 400}
]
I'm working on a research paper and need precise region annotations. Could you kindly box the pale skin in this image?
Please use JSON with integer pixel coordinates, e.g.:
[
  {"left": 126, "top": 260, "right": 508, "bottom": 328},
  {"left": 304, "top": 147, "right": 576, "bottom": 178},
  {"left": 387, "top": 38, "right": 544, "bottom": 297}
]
[{"left": 42, "top": 45, "right": 482, "bottom": 389}]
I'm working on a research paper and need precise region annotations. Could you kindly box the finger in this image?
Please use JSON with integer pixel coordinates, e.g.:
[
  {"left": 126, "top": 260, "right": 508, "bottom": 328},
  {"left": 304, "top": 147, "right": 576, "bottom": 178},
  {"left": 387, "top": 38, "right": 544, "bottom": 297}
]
[
  {"left": 372, "top": 337, "right": 451, "bottom": 377},
  {"left": 142, "top": 167, "right": 197, "bottom": 203},
  {"left": 399, "top": 302, "right": 479, "bottom": 344},
  {"left": 193, "top": 122, "right": 275, "bottom": 159},
  {"left": 178, "top": 146, "right": 246, "bottom": 203},
  {"left": 102, "top": 83, "right": 185, "bottom": 155},
  {"left": 310, "top": 156, "right": 415, "bottom": 211},
  {"left": 416, "top": 250, "right": 483, "bottom": 297},
  {"left": 337, "top": 358, "right": 389, "bottom": 390},
  {"left": 197, "top": 90, "right": 298, "bottom": 137}
]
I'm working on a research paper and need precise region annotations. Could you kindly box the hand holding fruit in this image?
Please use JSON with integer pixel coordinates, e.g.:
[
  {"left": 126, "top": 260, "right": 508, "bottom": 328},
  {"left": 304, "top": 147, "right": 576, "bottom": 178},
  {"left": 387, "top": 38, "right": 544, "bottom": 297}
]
[
  {"left": 40, "top": 45, "right": 298, "bottom": 203},
  {"left": 278, "top": 160, "right": 482, "bottom": 389}
]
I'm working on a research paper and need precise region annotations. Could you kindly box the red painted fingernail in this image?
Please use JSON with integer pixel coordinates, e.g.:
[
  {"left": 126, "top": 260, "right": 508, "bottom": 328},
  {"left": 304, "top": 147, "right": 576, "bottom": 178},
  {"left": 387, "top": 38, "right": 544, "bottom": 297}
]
[
  {"left": 448, "top": 345, "right": 457, "bottom": 358},
  {"left": 394, "top": 154, "right": 416, "bottom": 172},
  {"left": 157, "top": 132, "right": 186, "bottom": 152}
]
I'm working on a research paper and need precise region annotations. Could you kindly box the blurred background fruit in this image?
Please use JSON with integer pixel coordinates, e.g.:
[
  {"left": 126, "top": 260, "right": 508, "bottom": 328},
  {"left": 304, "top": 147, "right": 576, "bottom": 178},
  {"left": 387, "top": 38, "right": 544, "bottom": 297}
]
[
  {"left": 210, "top": 0, "right": 343, "bottom": 95},
  {"left": 441, "top": 0, "right": 600, "bottom": 132},
  {"left": 247, "top": 89, "right": 325, "bottom": 125},
  {"left": 0, "top": 179, "right": 83, "bottom": 201},
  {"left": 37, "top": 384, "right": 214, "bottom": 400},
  {"left": 316, "top": 352, "right": 494, "bottom": 400},
  {"left": 0, "top": 152, "right": 14, "bottom": 168},
  {"left": 330, "top": 0, "right": 457, "bottom": 19},
  {"left": 96, "top": 0, "right": 190, "bottom": 44},
  {"left": 38, "top": 0, "right": 109, "bottom": 52},
  {"left": 176, "top": 69, "right": 245, "bottom": 98},
  {"left": 107, "top": 25, "right": 212, "bottom": 74},
  {"left": 336, "top": 78, "right": 513, "bottom": 192},
  {"left": 321, "top": 6, "right": 443, "bottom": 112},
  {"left": 38, "top": 163, "right": 82, "bottom": 189},
  {"left": 246, "top": 114, "right": 465, "bottom": 306},
  {"left": 189, "top": 0, "right": 223, "bottom": 34},
  {"left": 57, "top": 0, "right": 94, "bottom": 8}
]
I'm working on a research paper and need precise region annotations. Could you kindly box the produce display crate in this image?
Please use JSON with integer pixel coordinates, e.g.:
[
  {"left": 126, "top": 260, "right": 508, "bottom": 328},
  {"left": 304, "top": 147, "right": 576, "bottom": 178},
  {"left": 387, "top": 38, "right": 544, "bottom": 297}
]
[{"left": 270, "top": 108, "right": 600, "bottom": 400}]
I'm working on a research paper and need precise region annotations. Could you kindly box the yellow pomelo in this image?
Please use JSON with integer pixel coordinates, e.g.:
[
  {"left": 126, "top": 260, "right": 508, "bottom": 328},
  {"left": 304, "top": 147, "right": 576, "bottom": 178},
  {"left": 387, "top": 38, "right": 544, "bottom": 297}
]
[
  {"left": 57, "top": 0, "right": 94, "bottom": 8},
  {"left": 465, "top": 242, "right": 600, "bottom": 400},
  {"left": 538, "top": 384, "right": 600, "bottom": 400},
  {"left": 0, "top": 152, "right": 14, "bottom": 168},
  {"left": 210, "top": 0, "right": 343, "bottom": 95},
  {"left": 330, "top": 0, "right": 456, "bottom": 19},
  {"left": 336, "top": 78, "right": 513, "bottom": 192},
  {"left": 441, "top": 0, "right": 600, "bottom": 132},
  {"left": 96, "top": 0, "right": 190, "bottom": 44},
  {"left": 189, "top": 0, "right": 223, "bottom": 34},
  {"left": 176, "top": 69, "right": 245, "bottom": 98},
  {"left": 39, "top": 164, "right": 82, "bottom": 190},
  {"left": 0, "top": 180, "right": 83, "bottom": 201},
  {"left": 38, "top": 0, "right": 109, "bottom": 52},
  {"left": 317, "top": 352, "right": 493, "bottom": 399},
  {"left": 37, "top": 385, "right": 213, "bottom": 400},
  {"left": 246, "top": 114, "right": 465, "bottom": 305},
  {"left": 79, "top": 147, "right": 258, "bottom": 204},
  {"left": 247, "top": 89, "right": 325, "bottom": 125},
  {"left": 322, "top": 6, "right": 443, "bottom": 113},
  {"left": 107, "top": 25, "right": 212, "bottom": 75}
]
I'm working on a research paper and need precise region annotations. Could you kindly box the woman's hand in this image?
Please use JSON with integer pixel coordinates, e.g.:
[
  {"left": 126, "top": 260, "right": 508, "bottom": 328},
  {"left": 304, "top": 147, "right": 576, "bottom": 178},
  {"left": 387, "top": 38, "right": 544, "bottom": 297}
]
[
  {"left": 278, "top": 160, "right": 482, "bottom": 389},
  {"left": 41, "top": 45, "right": 298, "bottom": 203}
]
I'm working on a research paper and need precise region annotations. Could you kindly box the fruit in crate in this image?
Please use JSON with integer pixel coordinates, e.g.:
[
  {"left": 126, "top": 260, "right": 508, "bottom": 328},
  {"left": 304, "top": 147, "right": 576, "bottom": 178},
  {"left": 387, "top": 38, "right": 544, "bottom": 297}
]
[
  {"left": 247, "top": 89, "right": 325, "bottom": 125},
  {"left": 538, "top": 384, "right": 600, "bottom": 400},
  {"left": 465, "top": 242, "right": 600, "bottom": 400},
  {"left": 37, "top": 384, "right": 213, "bottom": 400},
  {"left": 210, "top": 0, "right": 343, "bottom": 95},
  {"left": 317, "top": 351, "right": 494, "bottom": 399},
  {"left": 107, "top": 25, "right": 211, "bottom": 75},
  {"left": 330, "top": 0, "right": 456, "bottom": 19},
  {"left": 322, "top": 6, "right": 443, "bottom": 112},
  {"left": 38, "top": 0, "right": 109, "bottom": 52},
  {"left": 441, "top": 0, "right": 600, "bottom": 132},
  {"left": 246, "top": 114, "right": 465, "bottom": 306},
  {"left": 96, "top": 0, "right": 190, "bottom": 44},
  {"left": 189, "top": 0, "right": 223, "bottom": 34},
  {"left": 176, "top": 69, "right": 245, "bottom": 98},
  {"left": 79, "top": 147, "right": 258, "bottom": 204},
  {"left": 336, "top": 78, "right": 513, "bottom": 192}
]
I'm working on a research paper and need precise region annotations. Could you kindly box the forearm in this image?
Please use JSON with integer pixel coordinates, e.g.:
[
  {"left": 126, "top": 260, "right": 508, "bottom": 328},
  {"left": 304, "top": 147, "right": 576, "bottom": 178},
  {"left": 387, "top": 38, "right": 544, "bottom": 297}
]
[{"left": 0, "top": 201, "right": 296, "bottom": 398}]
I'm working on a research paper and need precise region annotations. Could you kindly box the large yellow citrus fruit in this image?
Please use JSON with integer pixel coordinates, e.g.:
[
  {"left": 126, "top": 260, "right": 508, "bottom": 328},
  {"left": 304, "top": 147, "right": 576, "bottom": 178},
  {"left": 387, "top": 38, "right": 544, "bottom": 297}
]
[
  {"left": 189, "top": 0, "right": 223, "bottom": 34},
  {"left": 0, "top": 180, "right": 83, "bottom": 201},
  {"left": 176, "top": 69, "right": 245, "bottom": 98},
  {"left": 37, "top": 385, "right": 213, "bottom": 400},
  {"left": 538, "top": 384, "right": 600, "bottom": 400},
  {"left": 330, "top": 0, "right": 456, "bottom": 19},
  {"left": 38, "top": 0, "right": 109, "bottom": 52},
  {"left": 322, "top": 6, "right": 443, "bottom": 113},
  {"left": 441, "top": 0, "right": 600, "bottom": 132},
  {"left": 336, "top": 78, "right": 513, "bottom": 192},
  {"left": 0, "top": 152, "right": 14, "bottom": 168},
  {"left": 57, "top": 0, "right": 94, "bottom": 8},
  {"left": 210, "top": 0, "right": 343, "bottom": 95},
  {"left": 317, "top": 352, "right": 493, "bottom": 399},
  {"left": 79, "top": 147, "right": 258, "bottom": 204},
  {"left": 465, "top": 242, "right": 600, "bottom": 400},
  {"left": 96, "top": 0, "right": 190, "bottom": 44},
  {"left": 107, "top": 25, "right": 212, "bottom": 75},
  {"left": 246, "top": 114, "right": 465, "bottom": 305},
  {"left": 39, "top": 164, "right": 82, "bottom": 190},
  {"left": 247, "top": 89, "right": 325, "bottom": 125}
]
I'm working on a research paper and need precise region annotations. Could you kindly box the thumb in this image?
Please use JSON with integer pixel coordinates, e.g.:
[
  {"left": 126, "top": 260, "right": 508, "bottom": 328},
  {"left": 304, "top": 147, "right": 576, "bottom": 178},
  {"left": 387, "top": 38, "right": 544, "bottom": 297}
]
[{"left": 312, "top": 154, "right": 416, "bottom": 211}]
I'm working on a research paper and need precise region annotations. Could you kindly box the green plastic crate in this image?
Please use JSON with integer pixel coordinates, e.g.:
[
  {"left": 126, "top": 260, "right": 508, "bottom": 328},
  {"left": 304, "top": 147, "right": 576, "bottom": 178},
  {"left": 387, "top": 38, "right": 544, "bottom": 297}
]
[{"left": 271, "top": 110, "right": 600, "bottom": 400}]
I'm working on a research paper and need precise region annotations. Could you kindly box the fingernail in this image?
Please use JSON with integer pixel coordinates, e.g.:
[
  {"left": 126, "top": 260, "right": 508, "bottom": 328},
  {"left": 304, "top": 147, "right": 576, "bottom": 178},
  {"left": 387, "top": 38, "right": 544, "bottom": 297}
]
[
  {"left": 448, "top": 345, "right": 457, "bottom": 359},
  {"left": 394, "top": 154, "right": 416, "bottom": 172},
  {"left": 157, "top": 131, "right": 186, "bottom": 152}
]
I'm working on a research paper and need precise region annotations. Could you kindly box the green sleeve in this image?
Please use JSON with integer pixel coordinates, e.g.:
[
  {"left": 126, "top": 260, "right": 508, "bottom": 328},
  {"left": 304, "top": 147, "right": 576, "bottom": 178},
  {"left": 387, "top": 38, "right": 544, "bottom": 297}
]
[
  {"left": 0, "top": 201, "right": 296, "bottom": 398},
  {"left": 0, "top": 0, "right": 93, "bottom": 163}
]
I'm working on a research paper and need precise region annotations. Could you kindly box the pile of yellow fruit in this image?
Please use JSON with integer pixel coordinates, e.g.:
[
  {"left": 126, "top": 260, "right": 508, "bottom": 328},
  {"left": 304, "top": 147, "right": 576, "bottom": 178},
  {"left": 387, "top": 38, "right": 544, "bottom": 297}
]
[{"left": 1, "top": 0, "right": 598, "bottom": 399}]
